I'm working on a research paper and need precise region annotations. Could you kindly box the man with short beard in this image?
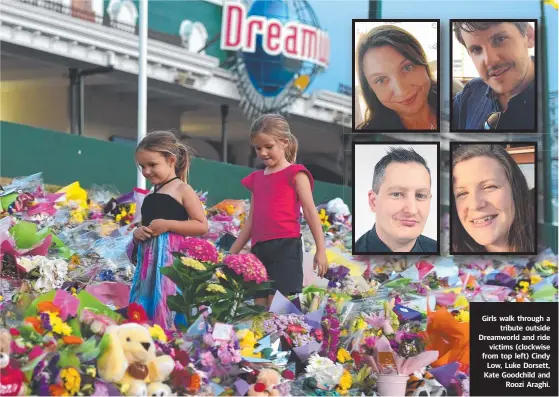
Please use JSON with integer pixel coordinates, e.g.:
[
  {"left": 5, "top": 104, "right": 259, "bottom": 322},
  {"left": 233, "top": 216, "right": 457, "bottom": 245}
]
[{"left": 452, "top": 21, "right": 536, "bottom": 131}]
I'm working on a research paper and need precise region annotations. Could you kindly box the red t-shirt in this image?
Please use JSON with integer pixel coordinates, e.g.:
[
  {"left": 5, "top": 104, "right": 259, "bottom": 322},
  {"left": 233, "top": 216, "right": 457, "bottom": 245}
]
[{"left": 241, "top": 164, "right": 314, "bottom": 246}]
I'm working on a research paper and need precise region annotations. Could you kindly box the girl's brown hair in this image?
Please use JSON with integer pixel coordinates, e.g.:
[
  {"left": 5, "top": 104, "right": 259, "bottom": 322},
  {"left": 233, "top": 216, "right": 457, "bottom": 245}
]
[
  {"left": 451, "top": 144, "right": 535, "bottom": 253},
  {"left": 136, "top": 130, "right": 192, "bottom": 182},
  {"left": 356, "top": 24, "right": 438, "bottom": 130},
  {"left": 250, "top": 114, "right": 298, "bottom": 163}
]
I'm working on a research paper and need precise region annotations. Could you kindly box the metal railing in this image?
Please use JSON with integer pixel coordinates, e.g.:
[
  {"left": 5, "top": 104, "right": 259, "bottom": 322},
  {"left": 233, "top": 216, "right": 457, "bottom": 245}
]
[{"left": 16, "top": 0, "right": 136, "bottom": 34}]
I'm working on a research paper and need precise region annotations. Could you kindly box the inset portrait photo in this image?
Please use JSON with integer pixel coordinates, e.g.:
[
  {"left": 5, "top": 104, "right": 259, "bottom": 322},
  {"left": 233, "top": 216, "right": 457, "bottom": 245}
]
[
  {"left": 353, "top": 143, "right": 440, "bottom": 255},
  {"left": 450, "top": 143, "right": 537, "bottom": 255},
  {"left": 353, "top": 20, "right": 440, "bottom": 132},
  {"left": 450, "top": 20, "right": 537, "bottom": 132}
]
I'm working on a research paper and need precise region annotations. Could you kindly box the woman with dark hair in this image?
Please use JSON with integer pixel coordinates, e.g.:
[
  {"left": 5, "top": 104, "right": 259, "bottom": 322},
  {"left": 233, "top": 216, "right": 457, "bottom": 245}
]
[
  {"left": 356, "top": 25, "right": 438, "bottom": 131},
  {"left": 451, "top": 144, "right": 535, "bottom": 253}
]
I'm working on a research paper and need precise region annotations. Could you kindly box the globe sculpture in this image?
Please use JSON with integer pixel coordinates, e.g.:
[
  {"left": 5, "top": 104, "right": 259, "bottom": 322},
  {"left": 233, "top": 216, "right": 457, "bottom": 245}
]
[{"left": 230, "top": 0, "right": 326, "bottom": 120}]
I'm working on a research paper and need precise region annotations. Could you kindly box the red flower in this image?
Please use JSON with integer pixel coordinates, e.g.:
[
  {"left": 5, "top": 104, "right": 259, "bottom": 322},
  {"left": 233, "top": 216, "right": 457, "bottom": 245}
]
[
  {"left": 282, "top": 369, "right": 295, "bottom": 380},
  {"left": 127, "top": 303, "right": 148, "bottom": 324},
  {"left": 9, "top": 328, "right": 19, "bottom": 337},
  {"left": 170, "top": 368, "right": 190, "bottom": 389},
  {"left": 312, "top": 329, "right": 324, "bottom": 342},
  {"left": 351, "top": 351, "right": 362, "bottom": 367},
  {"left": 174, "top": 349, "right": 190, "bottom": 366},
  {"left": 254, "top": 383, "right": 266, "bottom": 393},
  {"left": 286, "top": 324, "right": 305, "bottom": 334}
]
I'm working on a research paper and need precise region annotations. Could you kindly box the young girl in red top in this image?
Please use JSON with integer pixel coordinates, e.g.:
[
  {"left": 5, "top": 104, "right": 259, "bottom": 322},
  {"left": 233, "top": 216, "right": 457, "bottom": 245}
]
[{"left": 230, "top": 114, "right": 328, "bottom": 307}]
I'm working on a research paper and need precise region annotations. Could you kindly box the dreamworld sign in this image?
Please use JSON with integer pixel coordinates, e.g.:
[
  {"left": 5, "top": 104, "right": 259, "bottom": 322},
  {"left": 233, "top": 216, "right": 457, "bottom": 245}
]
[{"left": 220, "top": 1, "right": 330, "bottom": 69}]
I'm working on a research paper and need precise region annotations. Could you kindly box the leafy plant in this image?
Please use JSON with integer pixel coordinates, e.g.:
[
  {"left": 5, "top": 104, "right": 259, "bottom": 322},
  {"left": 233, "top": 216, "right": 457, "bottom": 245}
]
[{"left": 162, "top": 252, "right": 271, "bottom": 326}]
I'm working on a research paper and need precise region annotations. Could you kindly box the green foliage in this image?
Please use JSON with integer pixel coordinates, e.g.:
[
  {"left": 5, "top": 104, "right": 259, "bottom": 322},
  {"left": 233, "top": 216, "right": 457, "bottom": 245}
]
[{"left": 162, "top": 252, "right": 271, "bottom": 325}]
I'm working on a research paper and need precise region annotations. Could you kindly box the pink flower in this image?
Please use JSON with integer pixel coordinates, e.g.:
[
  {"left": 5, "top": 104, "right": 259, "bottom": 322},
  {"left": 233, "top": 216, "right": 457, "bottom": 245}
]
[
  {"left": 363, "top": 336, "right": 377, "bottom": 349},
  {"left": 29, "top": 346, "right": 44, "bottom": 361},
  {"left": 203, "top": 332, "right": 215, "bottom": 346},
  {"left": 200, "top": 351, "right": 215, "bottom": 367},
  {"left": 179, "top": 238, "right": 219, "bottom": 263},
  {"left": 223, "top": 254, "right": 268, "bottom": 284},
  {"left": 363, "top": 312, "right": 385, "bottom": 329},
  {"left": 217, "top": 346, "right": 232, "bottom": 365},
  {"left": 231, "top": 349, "right": 242, "bottom": 363}
]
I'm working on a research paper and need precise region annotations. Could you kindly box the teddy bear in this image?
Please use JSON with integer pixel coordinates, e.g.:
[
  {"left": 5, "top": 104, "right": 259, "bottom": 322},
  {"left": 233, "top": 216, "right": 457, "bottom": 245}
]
[
  {"left": 0, "top": 329, "right": 25, "bottom": 396},
  {"left": 97, "top": 323, "right": 174, "bottom": 396},
  {"left": 247, "top": 369, "right": 282, "bottom": 396}
]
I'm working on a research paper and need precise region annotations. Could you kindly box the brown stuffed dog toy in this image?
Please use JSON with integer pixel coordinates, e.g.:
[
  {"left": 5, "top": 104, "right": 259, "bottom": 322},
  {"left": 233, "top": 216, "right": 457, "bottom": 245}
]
[{"left": 0, "top": 329, "right": 25, "bottom": 396}]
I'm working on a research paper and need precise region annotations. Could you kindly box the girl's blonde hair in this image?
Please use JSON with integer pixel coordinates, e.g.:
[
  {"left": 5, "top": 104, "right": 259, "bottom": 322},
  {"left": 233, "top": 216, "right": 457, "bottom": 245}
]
[
  {"left": 136, "top": 130, "right": 192, "bottom": 182},
  {"left": 250, "top": 114, "right": 299, "bottom": 163}
]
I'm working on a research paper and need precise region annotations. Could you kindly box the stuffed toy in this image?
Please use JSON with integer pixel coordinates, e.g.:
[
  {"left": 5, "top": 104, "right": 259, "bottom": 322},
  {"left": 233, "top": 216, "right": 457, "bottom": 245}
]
[
  {"left": 97, "top": 323, "right": 174, "bottom": 396},
  {"left": 0, "top": 329, "right": 25, "bottom": 396},
  {"left": 247, "top": 369, "right": 282, "bottom": 396},
  {"left": 406, "top": 371, "right": 447, "bottom": 396}
]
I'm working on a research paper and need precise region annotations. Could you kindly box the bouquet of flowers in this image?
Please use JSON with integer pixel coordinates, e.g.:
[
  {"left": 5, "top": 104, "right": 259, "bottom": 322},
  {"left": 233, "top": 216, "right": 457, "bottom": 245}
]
[
  {"left": 162, "top": 240, "right": 271, "bottom": 325},
  {"left": 262, "top": 313, "right": 318, "bottom": 348}
]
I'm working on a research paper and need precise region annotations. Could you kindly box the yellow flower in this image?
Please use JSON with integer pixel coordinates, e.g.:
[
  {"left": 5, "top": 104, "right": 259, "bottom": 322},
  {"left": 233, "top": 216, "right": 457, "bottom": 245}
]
[
  {"left": 49, "top": 312, "right": 72, "bottom": 336},
  {"left": 149, "top": 324, "right": 167, "bottom": 343},
  {"left": 530, "top": 274, "right": 542, "bottom": 285},
  {"left": 120, "top": 383, "right": 130, "bottom": 395},
  {"left": 541, "top": 260, "right": 557, "bottom": 269},
  {"left": 85, "top": 367, "right": 96, "bottom": 378},
  {"left": 129, "top": 203, "right": 136, "bottom": 213},
  {"left": 0, "top": 295, "right": 3, "bottom": 302},
  {"left": 254, "top": 328, "right": 264, "bottom": 341},
  {"left": 216, "top": 269, "right": 227, "bottom": 280},
  {"left": 115, "top": 214, "right": 122, "bottom": 222},
  {"left": 237, "top": 329, "right": 257, "bottom": 349},
  {"left": 71, "top": 210, "right": 84, "bottom": 223},
  {"left": 206, "top": 284, "right": 226, "bottom": 294},
  {"left": 217, "top": 253, "right": 225, "bottom": 263},
  {"left": 456, "top": 309, "right": 470, "bottom": 323},
  {"left": 519, "top": 281, "right": 530, "bottom": 293},
  {"left": 338, "top": 370, "right": 352, "bottom": 390},
  {"left": 351, "top": 317, "right": 367, "bottom": 332},
  {"left": 60, "top": 367, "right": 81, "bottom": 395},
  {"left": 337, "top": 348, "right": 352, "bottom": 364},
  {"left": 181, "top": 257, "right": 207, "bottom": 271},
  {"left": 340, "top": 329, "right": 349, "bottom": 337}
]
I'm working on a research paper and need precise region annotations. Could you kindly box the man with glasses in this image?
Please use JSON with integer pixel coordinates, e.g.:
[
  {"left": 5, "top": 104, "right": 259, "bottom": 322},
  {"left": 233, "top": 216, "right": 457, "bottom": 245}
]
[{"left": 452, "top": 21, "right": 536, "bottom": 131}]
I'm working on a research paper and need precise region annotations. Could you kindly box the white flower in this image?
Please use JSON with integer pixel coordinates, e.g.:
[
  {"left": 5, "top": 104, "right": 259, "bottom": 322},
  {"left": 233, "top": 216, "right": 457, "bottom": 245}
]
[
  {"left": 306, "top": 355, "right": 344, "bottom": 388},
  {"left": 307, "top": 354, "right": 334, "bottom": 372},
  {"left": 17, "top": 256, "right": 43, "bottom": 273},
  {"left": 34, "top": 257, "right": 68, "bottom": 293},
  {"left": 321, "top": 363, "right": 345, "bottom": 386}
]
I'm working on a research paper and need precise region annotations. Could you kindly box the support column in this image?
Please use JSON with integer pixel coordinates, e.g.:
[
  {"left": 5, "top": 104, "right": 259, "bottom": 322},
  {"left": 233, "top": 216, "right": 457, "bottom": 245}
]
[
  {"left": 69, "top": 68, "right": 80, "bottom": 135},
  {"left": 221, "top": 104, "right": 229, "bottom": 163}
]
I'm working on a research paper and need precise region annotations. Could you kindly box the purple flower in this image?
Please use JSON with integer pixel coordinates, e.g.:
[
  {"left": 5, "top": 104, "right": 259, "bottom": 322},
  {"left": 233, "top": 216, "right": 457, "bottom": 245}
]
[
  {"left": 92, "top": 381, "right": 109, "bottom": 397},
  {"left": 325, "top": 266, "right": 350, "bottom": 283},
  {"left": 326, "top": 306, "right": 337, "bottom": 315},
  {"left": 40, "top": 312, "right": 52, "bottom": 332},
  {"left": 36, "top": 373, "right": 50, "bottom": 396},
  {"left": 389, "top": 339, "right": 400, "bottom": 351}
]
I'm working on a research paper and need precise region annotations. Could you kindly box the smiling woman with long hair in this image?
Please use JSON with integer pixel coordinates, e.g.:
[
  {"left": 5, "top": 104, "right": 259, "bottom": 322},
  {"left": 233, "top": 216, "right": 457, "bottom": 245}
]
[
  {"left": 451, "top": 144, "right": 535, "bottom": 253},
  {"left": 356, "top": 25, "right": 438, "bottom": 131}
]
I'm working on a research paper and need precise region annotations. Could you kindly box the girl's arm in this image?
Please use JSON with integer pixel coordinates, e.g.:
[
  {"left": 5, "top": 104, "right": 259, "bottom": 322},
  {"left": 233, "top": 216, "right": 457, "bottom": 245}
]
[
  {"left": 229, "top": 194, "right": 254, "bottom": 254},
  {"left": 156, "top": 184, "right": 208, "bottom": 237},
  {"left": 294, "top": 172, "right": 328, "bottom": 277}
]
